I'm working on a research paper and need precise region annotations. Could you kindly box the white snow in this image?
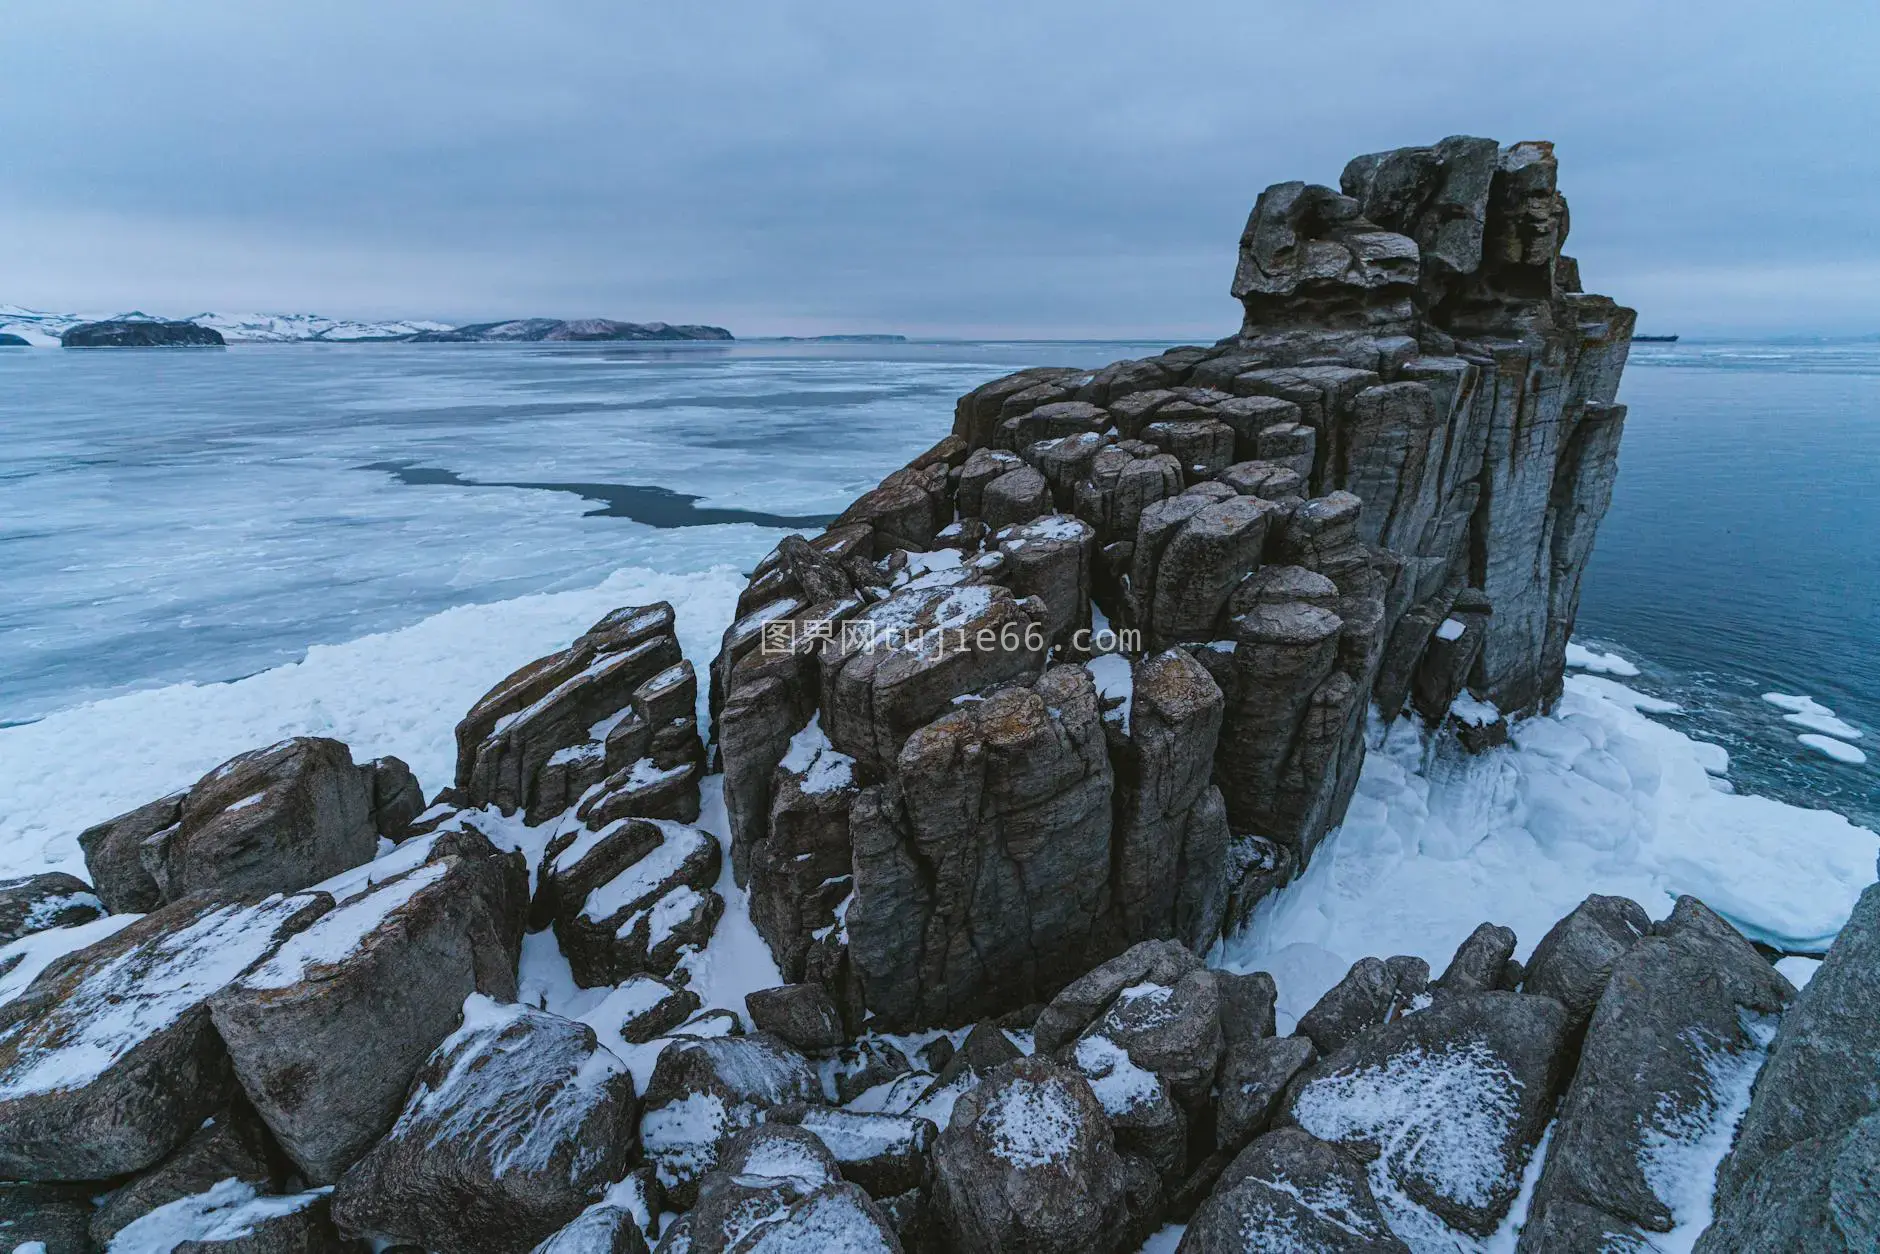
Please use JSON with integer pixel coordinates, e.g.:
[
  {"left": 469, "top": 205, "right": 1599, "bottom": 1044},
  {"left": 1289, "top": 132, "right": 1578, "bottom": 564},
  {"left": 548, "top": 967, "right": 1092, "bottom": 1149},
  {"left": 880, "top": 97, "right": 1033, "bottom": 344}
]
[
  {"left": 581, "top": 823, "right": 712, "bottom": 923},
  {"left": 240, "top": 862, "right": 448, "bottom": 990},
  {"left": 1564, "top": 642, "right": 1641, "bottom": 677},
  {"left": 732, "top": 1183, "right": 898, "bottom": 1253},
  {"left": 20, "top": 889, "right": 104, "bottom": 932},
  {"left": 551, "top": 818, "right": 633, "bottom": 877},
  {"left": 1636, "top": 1014, "right": 1778, "bottom": 1253},
  {"left": 1291, "top": 1041, "right": 1523, "bottom": 1215},
  {"left": 1798, "top": 733, "right": 1868, "bottom": 765},
  {"left": 640, "top": 1090, "right": 733, "bottom": 1190},
  {"left": 1223, "top": 675, "right": 1880, "bottom": 1032},
  {"left": 625, "top": 884, "right": 704, "bottom": 949},
  {"left": 0, "top": 564, "right": 746, "bottom": 882},
  {"left": 107, "top": 1178, "right": 330, "bottom": 1253},
  {"left": 1774, "top": 955, "right": 1821, "bottom": 989},
  {"left": 778, "top": 715, "right": 857, "bottom": 795},
  {"left": 310, "top": 830, "right": 442, "bottom": 903},
  {"left": 1449, "top": 691, "right": 1501, "bottom": 727},
  {"left": 982, "top": 1074, "right": 1082, "bottom": 1168},
  {"left": 1435, "top": 618, "right": 1467, "bottom": 643},
  {"left": 1072, "top": 1034, "right": 1163, "bottom": 1117},
  {"left": 738, "top": 1135, "right": 839, "bottom": 1188},
  {"left": 0, "top": 913, "right": 137, "bottom": 1011},
  {"left": 397, "top": 994, "right": 626, "bottom": 1181},
  {"left": 1084, "top": 652, "right": 1135, "bottom": 731},
  {"left": 795, "top": 1106, "right": 924, "bottom": 1162},
  {"left": 0, "top": 894, "right": 316, "bottom": 1100}
]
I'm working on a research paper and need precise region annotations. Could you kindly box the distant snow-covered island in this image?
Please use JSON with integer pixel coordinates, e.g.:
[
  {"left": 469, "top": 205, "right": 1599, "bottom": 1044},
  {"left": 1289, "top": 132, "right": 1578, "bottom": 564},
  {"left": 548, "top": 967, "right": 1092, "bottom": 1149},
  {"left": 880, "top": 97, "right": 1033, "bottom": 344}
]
[{"left": 0, "top": 306, "right": 734, "bottom": 346}]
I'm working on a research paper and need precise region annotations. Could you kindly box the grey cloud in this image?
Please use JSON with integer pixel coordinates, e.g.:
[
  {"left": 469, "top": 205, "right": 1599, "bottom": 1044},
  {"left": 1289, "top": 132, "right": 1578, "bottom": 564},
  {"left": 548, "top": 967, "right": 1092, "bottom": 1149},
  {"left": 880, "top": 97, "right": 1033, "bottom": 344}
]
[{"left": 1, "top": 0, "right": 1875, "bottom": 335}]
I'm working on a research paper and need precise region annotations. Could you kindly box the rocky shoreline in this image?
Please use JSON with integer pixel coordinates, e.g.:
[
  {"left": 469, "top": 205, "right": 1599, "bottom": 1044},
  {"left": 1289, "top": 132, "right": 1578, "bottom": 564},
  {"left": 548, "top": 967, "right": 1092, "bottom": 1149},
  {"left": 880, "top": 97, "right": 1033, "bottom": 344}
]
[{"left": 1, "top": 136, "right": 1874, "bottom": 1253}]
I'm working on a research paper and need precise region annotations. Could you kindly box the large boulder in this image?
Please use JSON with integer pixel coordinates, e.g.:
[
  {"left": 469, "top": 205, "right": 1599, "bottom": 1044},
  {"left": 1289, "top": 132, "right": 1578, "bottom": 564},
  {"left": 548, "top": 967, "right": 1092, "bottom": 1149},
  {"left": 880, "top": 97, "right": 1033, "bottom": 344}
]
[
  {"left": 1282, "top": 990, "right": 1571, "bottom": 1237},
  {"left": 0, "top": 891, "right": 326, "bottom": 1180},
  {"left": 77, "top": 790, "right": 186, "bottom": 912},
  {"left": 1178, "top": 1127, "right": 1408, "bottom": 1253},
  {"left": 932, "top": 1057, "right": 1144, "bottom": 1254},
  {"left": 637, "top": 1033, "right": 823, "bottom": 1206},
  {"left": 1295, "top": 954, "right": 1429, "bottom": 1056},
  {"left": 768, "top": 1103, "right": 937, "bottom": 1199},
  {"left": 0, "top": 872, "right": 105, "bottom": 943},
  {"left": 1698, "top": 880, "right": 1880, "bottom": 1252},
  {"left": 1521, "top": 893, "right": 1650, "bottom": 1025},
  {"left": 1518, "top": 898, "right": 1793, "bottom": 1248},
  {"left": 331, "top": 996, "right": 638, "bottom": 1253},
  {"left": 846, "top": 667, "right": 1115, "bottom": 1028},
  {"left": 529, "top": 1173, "right": 659, "bottom": 1254},
  {"left": 454, "top": 603, "right": 698, "bottom": 822},
  {"left": 0, "top": 1183, "right": 93, "bottom": 1254},
  {"left": 210, "top": 830, "right": 527, "bottom": 1182},
  {"left": 552, "top": 820, "right": 723, "bottom": 986}
]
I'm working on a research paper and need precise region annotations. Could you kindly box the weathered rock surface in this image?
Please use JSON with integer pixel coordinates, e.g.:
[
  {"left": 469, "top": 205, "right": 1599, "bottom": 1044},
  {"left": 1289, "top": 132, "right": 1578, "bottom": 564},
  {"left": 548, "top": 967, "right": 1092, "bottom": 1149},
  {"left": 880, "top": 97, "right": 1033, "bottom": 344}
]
[
  {"left": 1519, "top": 897, "right": 1793, "bottom": 1250},
  {"left": 331, "top": 996, "right": 638, "bottom": 1253},
  {"left": 0, "top": 891, "right": 326, "bottom": 1180},
  {"left": 932, "top": 1057, "right": 1142, "bottom": 1254},
  {"left": 1283, "top": 990, "right": 1571, "bottom": 1236},
  {"left": 1295, "top": 954, "right": 1429, "bottom": 1055},
  {"left": 454, "top": 603, "right": 702, "bottom": 824},
  {"left": 210, "top": 828, "right": 528, "bottom": 1182},
  {"left": 0, "top": 1182, "right": 94, "bottom": 1254},
  {"left": 1521, "top": 892, "right": 1650, "bottom": 1024},
  {"left": 1178, "top": 1127, "right": 1408, "bottom": 1253},
  {"left": 637, "top": 1033, "right": 823, "bottom": 1206},
  {"left": 0, "top": 872, "right": 104, "bottom": 943},
  {"left": 1698, "top": 880, "right": 1880, "bottom": 1252},
  {"left": 769, "top": 1103, "right": 937, "bottom": 1199},
  {"left": 553, "top": 819, "right": 723, "bottom": 987},
  {"left": 745, "top": 983, "right": 846, "bottom": 1052},
  {"left": 89, "top": 1103, "right": 281, "bottom": 1244},
  {"left": 77, "top": 789, "right": 187, "bottom": 912}
]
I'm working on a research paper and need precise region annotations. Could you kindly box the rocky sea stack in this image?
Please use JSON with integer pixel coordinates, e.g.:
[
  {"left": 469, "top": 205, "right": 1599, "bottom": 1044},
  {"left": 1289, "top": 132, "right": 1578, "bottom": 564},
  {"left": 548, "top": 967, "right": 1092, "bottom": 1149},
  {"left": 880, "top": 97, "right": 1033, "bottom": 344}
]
[
  {"left": 59, "top": 318, "right": 226, "bottom": 348},
  {"left": 4, "top": 137, "right": 1871, "bottom": 1254}
]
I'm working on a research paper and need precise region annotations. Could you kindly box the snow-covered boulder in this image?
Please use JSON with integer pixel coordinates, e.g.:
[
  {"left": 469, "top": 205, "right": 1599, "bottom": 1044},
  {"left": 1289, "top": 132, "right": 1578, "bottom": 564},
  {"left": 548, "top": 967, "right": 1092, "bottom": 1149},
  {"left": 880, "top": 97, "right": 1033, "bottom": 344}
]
[
  {"left": 530, "top": 1169, "right": 661, "bottom": 1254},
  {"left": 0, "top": 891, "right": 326, "bottom": 1180},
  {"left": 148, "top": 737, "right": 383, "bottom": 906},
  {"left": 0, "top": 872, "right": 104, "bottom": 943},
  {"left": 452, "top": 603, "right": 702, "bottom": 824},
  {"left": 931, "top": 1056, "right": 1147, "bottom": 1254},
  {"left": 637, "top": 1033, "right": 822, "bottom": 1207},
  {"left": 1074, "top": 968, "right": 1223, "bottom": 1107},
  {"left": 210, "top": 831, "right": 527, "bottom": 1183},
  {"left": 331, "top": 996, "right": 638, "bottom": 1253},
  {"left": 584, "top": 973, "right": 703, "bottom": 1046},
  {"left": 1281, "top": 990, "right": 1571, "bottom": 1238},
  {"left": 686, "top": 1124, "right": 843, "bottom": 1253},
  {"left": 103, "top": 1179, "right": 345, "bottom": 1253},
  {"left": 1033, "top": 939, "right": 1205, "bottom": 1055},
  {"left": 717, "top": 1182, "right": 900, "bottom": 1253},
  {"left": 89, "top": 1105, "right": 279, "bottom": 1245},
  {"left": 767, "top": 1104, "right": 937, "bottom": 1198},
  {"left": 1518, "top": 897, "right": 1793, "bottom": 1248},
  {"left": 1069, "top": 1032, "right": 1187, "bottom": 1181},
  {"left": 555, "top": 820, "right": 722, "bottom": 987},
  {"left": 1178, "top": 1127, "right": 1408, "bottom": 1253}
]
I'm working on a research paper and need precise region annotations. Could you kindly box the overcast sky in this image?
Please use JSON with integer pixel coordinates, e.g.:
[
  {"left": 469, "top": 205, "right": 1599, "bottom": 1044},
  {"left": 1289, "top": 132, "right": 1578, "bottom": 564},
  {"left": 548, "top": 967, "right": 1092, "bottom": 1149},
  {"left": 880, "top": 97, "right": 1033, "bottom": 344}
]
[{"left": 3, "top": 2, "right": 1875, "bottom": 337}]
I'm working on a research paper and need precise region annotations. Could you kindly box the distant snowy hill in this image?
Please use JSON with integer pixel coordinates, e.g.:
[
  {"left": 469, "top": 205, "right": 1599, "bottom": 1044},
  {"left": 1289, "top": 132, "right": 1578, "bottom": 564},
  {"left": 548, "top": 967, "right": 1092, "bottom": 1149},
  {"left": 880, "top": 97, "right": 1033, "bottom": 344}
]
[{"left": 0, "top": 305, "right": 451, "bottom": 345}]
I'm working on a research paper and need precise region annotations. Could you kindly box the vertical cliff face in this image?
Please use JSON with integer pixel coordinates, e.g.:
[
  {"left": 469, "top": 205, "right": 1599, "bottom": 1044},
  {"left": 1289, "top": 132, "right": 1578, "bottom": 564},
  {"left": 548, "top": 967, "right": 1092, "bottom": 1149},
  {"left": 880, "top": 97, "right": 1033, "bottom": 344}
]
[{"left": 712, "top": 136, "right": 1634, "bottom": 1029}]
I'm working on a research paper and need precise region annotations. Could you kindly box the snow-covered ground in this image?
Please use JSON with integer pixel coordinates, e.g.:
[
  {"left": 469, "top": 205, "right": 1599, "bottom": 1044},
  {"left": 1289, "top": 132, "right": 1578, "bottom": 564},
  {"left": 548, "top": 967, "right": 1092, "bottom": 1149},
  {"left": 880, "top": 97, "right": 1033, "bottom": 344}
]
[{"left": 1223, "top": 654, "right": 1879, "bottom": 1032}]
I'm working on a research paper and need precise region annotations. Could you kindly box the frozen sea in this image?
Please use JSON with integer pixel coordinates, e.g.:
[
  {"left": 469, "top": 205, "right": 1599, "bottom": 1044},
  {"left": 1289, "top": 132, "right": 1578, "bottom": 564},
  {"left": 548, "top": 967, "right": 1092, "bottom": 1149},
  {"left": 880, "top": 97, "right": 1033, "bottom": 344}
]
[{"left": 0, "top": 335, "right": 1874, "bottom": 888}]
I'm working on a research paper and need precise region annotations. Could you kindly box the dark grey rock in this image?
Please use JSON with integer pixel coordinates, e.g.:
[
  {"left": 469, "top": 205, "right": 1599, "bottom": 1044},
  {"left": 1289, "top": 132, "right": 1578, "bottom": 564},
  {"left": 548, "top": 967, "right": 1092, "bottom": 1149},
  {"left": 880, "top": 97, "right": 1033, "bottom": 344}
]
[
  {"left": 1178, "top": 1127, "right": 1408, "bottom": 1253},
  {"left": 331, "top": 997, "right": 638, "bottom": 1254},
  {"left": 1522, "top": 893, "right": 1650, "bottom": 1024},
  {"left": 90, "top": 1103, "right": 281, "bottom": 1244},
  {"left": 553, "top": 820, "right": 722, "bottom": 987},
  {"left": 211, "top": 830, "right": 527, "bottom": 1182},
  {"left": 1283, "top": 991, "right": 1571, "bottom": 1236},
  {"left": 1519, "top": 897, "right": 1793, "bottom": 1248},
  {"left": 78, "top": 789, "right": 186, "bottom": 912},
  {"left": 0, "top": 1182, "right": 94, "bottom": 1254},
  {"left": 0, "top": 891, "right": 326, "bottom": 1180},
  {"left": 1433, "top": 922, "right": 1518, "bottom": 998},
  {"left": 637, "top": 1033, "right": 822, "bottom": 1207},
  {"left": 1216, "top": 1033, "right": 1316, "bottom": 1154},
  {"left": 768, "top": 1103, "right": 937, "bottom": 1198},
  {"left": 591, "top": 973, "right": 703, "bottom": 1045},
  {"left": 932, "top": 1057, "right": 1137, "bottom": 1254},
  {"left": 1296, "top": 954, "right": 1428, "bottom": 1056},
  {"left": 745, "top": 983, "right": 847, "bottom": 1052}
]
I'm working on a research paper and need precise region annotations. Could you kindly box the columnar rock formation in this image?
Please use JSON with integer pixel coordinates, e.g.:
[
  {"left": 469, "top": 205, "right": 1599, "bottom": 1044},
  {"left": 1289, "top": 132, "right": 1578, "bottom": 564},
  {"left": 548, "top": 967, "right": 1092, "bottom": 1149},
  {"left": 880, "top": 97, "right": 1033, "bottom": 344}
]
[{"left": 711, "top": 135, "right": 1634, "bottom": 1030}]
